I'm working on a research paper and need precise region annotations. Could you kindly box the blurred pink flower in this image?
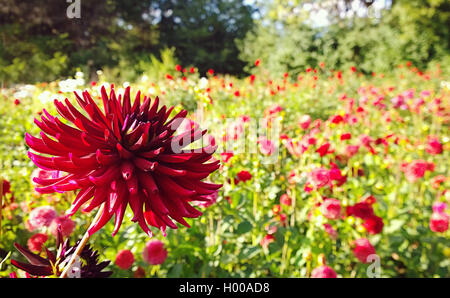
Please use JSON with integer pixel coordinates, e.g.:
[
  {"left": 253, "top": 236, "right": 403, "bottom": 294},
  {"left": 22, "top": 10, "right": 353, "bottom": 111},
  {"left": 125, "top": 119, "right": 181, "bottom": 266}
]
[{"left": 143, "top": 240, "right": 168, "bottom": 265}]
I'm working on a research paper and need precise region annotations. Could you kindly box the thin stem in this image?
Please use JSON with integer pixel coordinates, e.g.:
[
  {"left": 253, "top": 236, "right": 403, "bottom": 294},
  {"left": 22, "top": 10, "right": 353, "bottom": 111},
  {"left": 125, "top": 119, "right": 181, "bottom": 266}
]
[{"left": 60, "top": 204, "right": 104, "bottom": 278}]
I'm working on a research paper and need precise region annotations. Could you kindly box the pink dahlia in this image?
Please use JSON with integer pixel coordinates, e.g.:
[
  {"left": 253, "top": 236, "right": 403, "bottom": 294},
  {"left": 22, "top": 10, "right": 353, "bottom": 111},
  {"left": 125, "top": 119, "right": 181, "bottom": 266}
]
[
  {"left": 320, "top": 198, "right": 341, "bottom": 220},
  {"left": 115, "top": 249, "right": 135, "bottom": 269},
  {"left": 28, "top": 206, "right": 57, "bottom": 230},
  {"left": 27, "top": 233, "right": 48, "bottom": 252},
  {"left": 426, "top": 137, "right": 443, "bottom": 155},
  {"left": 323, "top": 223, "right": 338, "bottom": 240},
  {"left": 49, "top": 215, "right": 75, "bottom": 237},
  {"left": 311, "top": 265, "right": 337, "bottom": 278},
  {"left": 280, "top": 194, "right": 292, "bottom": 206},
  {"left": 430, "top": 212, "right": 449, "bottom": 233},
  {"left": 26, "top": 86, "right": 221, "bottom": 237},
  {"left": 257, "top": 136, "right": 276, "bottom": 155},
  {"left": 308, "top": 167, "right": 330, "bottom": 189},
  {"left": 298, "top": 115, "right": 311, "bottom": 130},
  {"left": 402, "top": 160, "right": 434, "bottom": 182},
  {"left": 143, "top": 240, "right": 168, "bottom": 265}
]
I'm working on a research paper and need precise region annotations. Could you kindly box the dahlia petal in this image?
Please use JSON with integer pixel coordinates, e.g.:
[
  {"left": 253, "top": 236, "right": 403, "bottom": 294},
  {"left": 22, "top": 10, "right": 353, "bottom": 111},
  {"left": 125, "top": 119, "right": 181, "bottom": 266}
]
[
  {"left": 196, "top": 180, "right": 223, "bottom": 190},
  {"left": 157, "top": 153, "right": 193, "bottom": 163},
  {"left": 134, "top": 157, "right": 158, "bottom": 171},
  {"left": 120, "top": 161, "right": 134, "bottom": 180},
  {"left": 155, "top": 165, "right": 186, "bottom": 177},
  {"left": 54, "top": 100, "right": 76, "bottom": 122},
  {"left": 164, "top": 194, "right": 194, "bottom": 217},
  {"left": 69, "top": 176, "right": 92, "bottom": 188},
  {"left": 139, "top": 148, "right": 164, "bottom": 159},
  {"left": 116, "top": 143, "right": 133, "bottom": 159},
  {"left": 10, "top": 260, "right": 53, "bottom": 276},
  {"left": 174, "top": 178, "right": 217, "bottom": 195},
  {"left": 32, "top": 174, "right": 71, "bottom": 187},
  {"left": 73, "top": 91, "right": 88, "bottom": 108},
  {"left": 122, "top": 87, "right": 132, "bottom": 115},
  {"left": 100, "top": 86, "right": 111, "bottom": 114},
  {"left": 53, "top": 117, "right": 83, "bottom": 138},
  {"left": 183, "top": 170, "right": 213, "bottom": 180},
  {"left": 40, "top": 131, "right": 76, "bottom": 154},
  {"left": 155, "top": 176, "right": 196, "bottom": 197},
  {"left": 148, "top": 96, "right": 160, "bottom": 118},
  {"left": 95, "top": 149, "right": 119, "bottom": 165},
  {"left": 88, "top": 165, "right": 120, "bottom": 186},
  {"left": 34, "top": 118, "right": 59, "bottom": 136},
  {"left": 44, "top": 247, "right": 57, "bottom": 265},
  {"left": 55, "top": 133, "right": 92, "bottom": 153},
  {"left": 126, "top": 175, "right": 139, "bottom": 195},
  {"left": 53, "top": 182, "right": 80, "bottom": 192},
  {"left": 128, "top": 193, "right": 145, "bottom": 222},
  {"left": 163, "top": 109, "right": 188, "bottom": 131},
  {"left": 137, "top": 171, "right": 158, "bottom": 194},
  {"left": 108, "top": 191, "right": 120, "bottom": 213},
  {"left": 73, "top": 117, "right": 104, "bottom": 138},
  {"left": 28, "top": 152, "right": 56, "bottom": 171},
  {"left": 81, "top": 132, "right": 112, "bottom": 150},
  {"left": 82, "top": 186, "right": 109, "bottom": 213},
  {"left": 182, "top": 201, "right": 203, "bottom": 217},
  {"left": 14, "top": 243, "right": 51, "bottom": 266},
  {"left": 25, "top": 133, "right": 62, "bottom": 156},
  {"left": 87, "top": 204, "right": 114, "bottom": 236},
  {"left": 112, "top": 197, "right": 128, "bottom": 237},
  {"left": 67, "top": 186, "right": 95, "bottom": 216},
  {"left": 69, "top": 153, "right": 98, "bottom": 168},
  {"left": 142, "top": 192, "right": 169, "bottom": 215}
]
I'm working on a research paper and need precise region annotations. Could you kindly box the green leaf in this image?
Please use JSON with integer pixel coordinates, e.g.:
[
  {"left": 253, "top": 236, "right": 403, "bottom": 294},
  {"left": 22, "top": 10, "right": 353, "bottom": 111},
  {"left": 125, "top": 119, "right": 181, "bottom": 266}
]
[{"left": 236, "top": 221, "right": 253, "bottom": 235}]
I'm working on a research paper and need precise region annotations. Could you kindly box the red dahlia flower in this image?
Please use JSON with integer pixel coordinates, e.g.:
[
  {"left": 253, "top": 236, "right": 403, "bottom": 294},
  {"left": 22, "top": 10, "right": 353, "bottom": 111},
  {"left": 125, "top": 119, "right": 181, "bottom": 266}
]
[
  {"left": 362, "top": 215, "right": 384, "bottom": 235},
  {"left": 352, "top": 238, "right": 376, "bottom": 263},
  {"left": 26, "top": 86, "right": 221, "bottom": 237},
  {"left": 311, "top": 265, "right": 337, "bottom": 278},
  {"left": 115, "top": 249, "right": 135, "bottom": 269}
]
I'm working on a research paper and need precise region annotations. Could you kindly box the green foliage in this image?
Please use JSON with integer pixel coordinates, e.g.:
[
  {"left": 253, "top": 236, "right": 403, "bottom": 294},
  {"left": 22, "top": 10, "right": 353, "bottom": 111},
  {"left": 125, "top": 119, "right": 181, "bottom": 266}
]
[{"left": 238, "top": 0, "right": 449, "bottom": 76}]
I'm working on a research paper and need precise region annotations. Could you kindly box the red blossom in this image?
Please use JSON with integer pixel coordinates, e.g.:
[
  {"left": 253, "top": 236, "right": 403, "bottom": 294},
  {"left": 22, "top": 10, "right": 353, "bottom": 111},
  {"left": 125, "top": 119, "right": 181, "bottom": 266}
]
[
  {"left": 311, "top": 265, "right": 337, "bottom": 278},
  {"left": 143, "top": 240, "right": 168, "bottom": 265},
  {"left": 27, "top": 233, "right": 48, "bottom": 252},
  {"left": 352, "top": 238, "right": 376, "bottom": 263},
  {"left": 26, "top": 86, "right": 221, "bottom": 237},
  {"left": 115, "top": 249, "right": 135, "bottom": 269},
  {"left": 235, "top": 170, "right": 252, "bottom": 184},
  {"left": 363, "top": 215, "right": 384, "bottom": 234}
]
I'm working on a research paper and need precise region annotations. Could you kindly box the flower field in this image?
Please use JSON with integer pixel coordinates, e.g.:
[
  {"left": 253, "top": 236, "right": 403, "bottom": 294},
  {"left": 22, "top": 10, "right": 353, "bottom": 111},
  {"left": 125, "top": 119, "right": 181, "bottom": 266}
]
[{"left": 0, "top": 62, "right": 449, "bottom": 278}]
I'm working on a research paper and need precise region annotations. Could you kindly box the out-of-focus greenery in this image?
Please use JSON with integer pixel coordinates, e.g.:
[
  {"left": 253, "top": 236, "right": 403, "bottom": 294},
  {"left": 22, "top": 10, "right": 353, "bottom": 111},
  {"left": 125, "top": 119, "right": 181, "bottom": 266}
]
[
  {"left": 0, "top": 0, "right": 254, "bottom": 84},
  {"left": 238, "top": 0, "right": 450, "bottom": 77},
  {"left": 1, "top": 0, "right": 449, "bottom": 85}
]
